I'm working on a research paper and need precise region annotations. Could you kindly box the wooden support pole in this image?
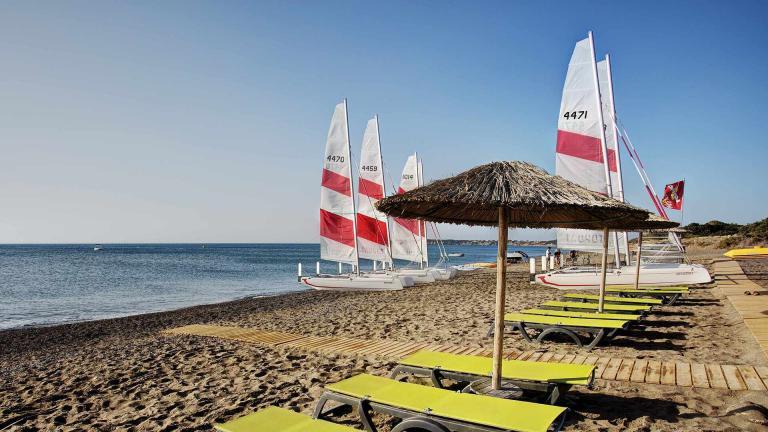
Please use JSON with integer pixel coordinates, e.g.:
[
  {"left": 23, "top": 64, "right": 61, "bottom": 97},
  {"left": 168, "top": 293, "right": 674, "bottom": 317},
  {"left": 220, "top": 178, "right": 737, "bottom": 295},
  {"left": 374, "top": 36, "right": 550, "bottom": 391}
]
[
  {"left": 634, "top": 231, "right": 643, "bottom": 290},
  {"left": 598, "top": 227, "right": 609, "bottom": 313},
  {"left": 492, "top": 207, "right": 509, "bottom": 390}
]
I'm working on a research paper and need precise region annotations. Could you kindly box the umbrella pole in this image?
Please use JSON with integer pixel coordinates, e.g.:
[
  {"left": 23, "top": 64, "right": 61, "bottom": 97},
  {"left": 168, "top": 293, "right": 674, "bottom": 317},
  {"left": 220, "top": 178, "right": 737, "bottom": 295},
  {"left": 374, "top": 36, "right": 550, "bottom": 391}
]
[
  {"left": 598, "top": 227, "right": 609, "bottom": 313},
  {"left": 491, "top": 207, "right": 508, "bottom": 390},
  {"left": 634, "top": 231, "right": 643, "bottom": 290}
]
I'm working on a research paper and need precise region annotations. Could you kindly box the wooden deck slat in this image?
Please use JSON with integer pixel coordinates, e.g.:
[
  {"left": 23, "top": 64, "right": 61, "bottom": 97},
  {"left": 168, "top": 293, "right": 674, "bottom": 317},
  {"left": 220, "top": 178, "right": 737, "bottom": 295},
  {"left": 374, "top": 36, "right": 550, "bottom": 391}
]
[
  {"left": 691, "top": 363, "right": 710, "bottom": 388},
  {"left": 615, "top": 359, "right": 634, "bottom": 382},
  {"left": 660, "top": 362, "right": 676, "bottom": 386},
  {"left": 527, "top": 352, "right": 544, "bottom": 362},
  {"left": 737, "top": 366, "right": 767, "bottom": 391},
  {"left": 676, "top": 362, "right": 692, "bottom": 387},
  {"left": 721, "top": 365, "right": 746, "bottom": 390},
  {"left": 630, "top": 360, "right": 648, "bottom": 383},
  {"left": 645, "top": 360, "right": 662, "bottom": 384},
  {"left": 601, "top": 358, "right": 623, "bottom": 380},
  {"left": 559, "top": 354, "right": 577, "bottom": 364},
  {"left": 549, "top": 353, "right": 566, "bottom": 363},
  {"left": 571, "top": 355, "right": 588, "bottom": 365},
  {"left": 537, "top": 352, "right": 554, "bottom": 362},
  {"left": 594, "top": 357, "right": 611, "bottom": 378},
  {"left": 706, "top": 364, "right": 729, "bottom": 389}
]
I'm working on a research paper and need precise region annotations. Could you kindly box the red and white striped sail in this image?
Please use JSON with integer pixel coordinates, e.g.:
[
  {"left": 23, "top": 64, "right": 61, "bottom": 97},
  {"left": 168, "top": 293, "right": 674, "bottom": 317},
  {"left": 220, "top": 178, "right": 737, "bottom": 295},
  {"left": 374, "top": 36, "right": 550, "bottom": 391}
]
[
  {"left": 320, "top": 101, "right": 358, "bottom": 264},
  {"left": 356, "top": 116, "right": 391, "bottom": 263},
  {"left": 555, "top": 36, "right": 618, "bottom": 253},
  {"left": 390, "top": 154, "right": 423, "bottom": 263}
]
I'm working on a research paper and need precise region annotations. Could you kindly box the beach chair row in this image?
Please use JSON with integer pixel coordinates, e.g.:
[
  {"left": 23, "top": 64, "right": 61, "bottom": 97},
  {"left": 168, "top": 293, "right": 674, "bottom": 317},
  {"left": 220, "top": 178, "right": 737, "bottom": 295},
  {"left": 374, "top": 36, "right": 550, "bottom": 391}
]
[
  {"left": 215, "top": 349, "right": 598, "bottom": 432},
  {"left": 497, "top": 285, "right": 689, "bottom": 350}
]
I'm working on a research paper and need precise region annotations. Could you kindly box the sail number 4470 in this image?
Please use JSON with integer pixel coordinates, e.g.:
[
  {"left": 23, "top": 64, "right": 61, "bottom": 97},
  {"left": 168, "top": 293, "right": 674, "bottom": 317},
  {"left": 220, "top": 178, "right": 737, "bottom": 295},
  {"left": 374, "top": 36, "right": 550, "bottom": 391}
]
[
  {"left": 563, "top": 111, "right": 587, "bottom": 120},
  {"left": 327, "top": 155, "right": 345, "bottom": 163}
]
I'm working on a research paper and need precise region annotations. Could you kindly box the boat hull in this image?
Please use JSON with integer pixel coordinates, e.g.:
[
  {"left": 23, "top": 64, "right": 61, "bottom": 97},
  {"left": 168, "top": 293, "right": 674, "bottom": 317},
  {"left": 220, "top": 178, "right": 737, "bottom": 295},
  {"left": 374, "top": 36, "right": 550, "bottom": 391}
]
[
  {"left": 535, "top": 263, "right": 711, "bottom": 289},
  {"left": 301, "top": 275, "right": 405, "bottom": 291}
]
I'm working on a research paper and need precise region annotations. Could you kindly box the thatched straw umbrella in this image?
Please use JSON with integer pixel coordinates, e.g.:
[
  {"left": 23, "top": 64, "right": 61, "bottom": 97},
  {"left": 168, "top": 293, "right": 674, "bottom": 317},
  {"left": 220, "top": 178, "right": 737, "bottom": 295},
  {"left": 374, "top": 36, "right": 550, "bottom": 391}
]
[{"left": 377, "top": 161, "right": 658, "bottom": 389}]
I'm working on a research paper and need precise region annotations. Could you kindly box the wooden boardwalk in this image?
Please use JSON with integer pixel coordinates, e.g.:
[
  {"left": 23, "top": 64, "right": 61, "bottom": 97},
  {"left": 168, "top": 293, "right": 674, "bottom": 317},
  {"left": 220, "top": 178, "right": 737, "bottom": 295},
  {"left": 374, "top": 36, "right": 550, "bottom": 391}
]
[
  {"left": 713, "top": 259, "right": 768, "bottom": 359},
  {"left": 163, "top": 324, "right": 768, "bottom": 391}
]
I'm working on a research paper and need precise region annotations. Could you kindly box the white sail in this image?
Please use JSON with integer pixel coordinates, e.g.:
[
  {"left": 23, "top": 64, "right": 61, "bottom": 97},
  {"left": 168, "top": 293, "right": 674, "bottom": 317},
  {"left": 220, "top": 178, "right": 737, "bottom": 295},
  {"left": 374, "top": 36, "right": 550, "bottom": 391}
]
[
  {"left": 555, "top": 35, "right": 618, "bottom": 254},
  {"left": 598, "top": 58, "right": 628, "bottom": 258},
  {"left": 356, "top": 116, "right": 391, "bottom": 264},
  {"left": 390, "top": 154, "right": 423, "bottom": 263},
  {"left": 319, "top": 101, "right": 358, "bottom": 265}
]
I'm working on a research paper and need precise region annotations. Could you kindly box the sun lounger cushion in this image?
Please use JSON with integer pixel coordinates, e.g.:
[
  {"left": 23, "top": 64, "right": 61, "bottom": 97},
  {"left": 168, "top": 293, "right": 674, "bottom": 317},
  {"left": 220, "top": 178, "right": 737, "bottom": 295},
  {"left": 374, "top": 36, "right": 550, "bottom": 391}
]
[
  {"left": 519, "top": 309, "right": 642, "bottom": 321},
  {"left": 542, "top": 300, "right": 651, "bottom": 313},
  {"left": 399, "top": 350, "right": 594, "bottom": 385},
  {"left": 325, "top": 374, "right": 566, "bottom": 432},
  {"left": 214, "top": 406, "right": 355, "bottom": 432},
  {"left": 563, "top": 293, "right": 663, "bottom": 305},
  {"left": 606, "top": 288, "right": 687, "bottom": 294},
  {"left": 505, "top": 313, "right": 629, "bottom": 329}
]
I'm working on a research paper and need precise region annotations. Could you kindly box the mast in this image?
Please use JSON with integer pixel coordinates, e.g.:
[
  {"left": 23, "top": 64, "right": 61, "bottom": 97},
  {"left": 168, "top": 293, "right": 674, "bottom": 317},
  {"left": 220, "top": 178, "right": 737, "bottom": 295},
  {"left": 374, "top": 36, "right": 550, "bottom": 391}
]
[
  {"left": 375, "top": 114, "right": 394, "bottom": 268},
  {"left": 418, "top": 158, "right": 429, "bottom": 268},
  {"left": 415, "top": 152, "right": 424, "bottom": 269},
  {"left": 604, "top": 53, "right": 631, "bottom": 264},
  {"left": 343, "top": 99, "right": 361, "bottom": 275},
  {"left": 588, "top": 31, "right": 620, "bottom": 267}
]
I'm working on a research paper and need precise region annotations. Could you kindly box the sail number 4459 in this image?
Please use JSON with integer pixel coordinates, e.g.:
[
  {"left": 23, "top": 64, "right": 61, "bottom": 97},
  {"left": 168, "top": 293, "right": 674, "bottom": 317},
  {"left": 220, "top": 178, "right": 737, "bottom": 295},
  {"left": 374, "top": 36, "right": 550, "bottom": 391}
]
[{"left": 563, "top": 110, "right": 587, "bottom": 120}]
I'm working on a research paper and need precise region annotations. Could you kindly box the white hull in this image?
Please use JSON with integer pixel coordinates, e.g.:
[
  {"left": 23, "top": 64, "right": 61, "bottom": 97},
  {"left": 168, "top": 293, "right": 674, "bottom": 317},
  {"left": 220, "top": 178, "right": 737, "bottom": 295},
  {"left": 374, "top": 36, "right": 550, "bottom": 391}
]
[
  {"left": 393, "top": 268, "right": 436, "bottom": 284},
  {"left": 535, "top": 263, "right": 711, "bottom": 289},
  {"left": 430, "top": 267, "right": 458, "bottom": 280},
  {"left": 301, "top": 275, "right": 405, "bottom": 291},
  {"left": 361, "top": 272, "right": 415, "bottom": 287}
]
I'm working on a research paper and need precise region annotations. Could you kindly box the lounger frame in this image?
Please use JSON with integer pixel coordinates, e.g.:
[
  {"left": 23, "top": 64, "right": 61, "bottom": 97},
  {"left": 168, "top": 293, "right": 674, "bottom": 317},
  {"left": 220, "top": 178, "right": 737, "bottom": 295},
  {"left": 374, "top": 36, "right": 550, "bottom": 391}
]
[
  {"left": 502, "top": 320, "right": 627, "bottom": 351},
  {"left": 540, "top": 303, "right": 648, "bottom": 317},
  {"left": 607, "top": 291, "right": 682, "bottom": 305},
  {"left": 313, "top": 389, "right": 568, "bottom": 432},
  {"left": 389, "top": 364, "right": 591, "bottom": 405}
]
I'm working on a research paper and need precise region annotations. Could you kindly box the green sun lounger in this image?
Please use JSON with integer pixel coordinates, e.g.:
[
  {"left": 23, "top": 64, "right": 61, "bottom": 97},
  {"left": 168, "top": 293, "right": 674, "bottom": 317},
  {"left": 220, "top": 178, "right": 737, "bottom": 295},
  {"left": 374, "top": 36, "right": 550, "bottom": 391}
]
[
  {"left": 390, "top": 350, "right": 595, "bottom": 404},
  {"left": 520, "top": 308, "right": 643, "bottom": 321},
  {"left": 501, "top": 313, "right": 631, "bottom": 350},
  {"left": 314, "top": 374, "right": 568, "bottom": 432},
  {"left": 604, "top": 288, "right": 687, "bottom": 305},
  {"left": 563, "top": 293, "right": 663, "bottom": 305},
  {"left": 215, "top": 406, "right": 356, "bottom": 432},
  {"left": 541, "top": 300, "right": 651, "bottom": 314}
]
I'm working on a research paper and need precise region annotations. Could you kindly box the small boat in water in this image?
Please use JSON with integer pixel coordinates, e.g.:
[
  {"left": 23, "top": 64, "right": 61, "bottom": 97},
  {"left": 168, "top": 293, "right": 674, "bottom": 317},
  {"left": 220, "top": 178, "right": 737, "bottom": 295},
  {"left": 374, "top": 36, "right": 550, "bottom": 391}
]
[
  {"left": 93, "top": 244, "right": 103, "bottom": 251},
  {"left": 447, "top": 252, "right": 464, "bottom": 257}
]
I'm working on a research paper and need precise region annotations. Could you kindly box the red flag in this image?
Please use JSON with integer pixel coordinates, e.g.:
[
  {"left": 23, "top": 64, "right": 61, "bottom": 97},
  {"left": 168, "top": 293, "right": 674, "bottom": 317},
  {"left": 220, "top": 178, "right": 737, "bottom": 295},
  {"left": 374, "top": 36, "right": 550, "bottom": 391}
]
[{"left": 661, "top": 180, "right": 685, "bottom": 210}]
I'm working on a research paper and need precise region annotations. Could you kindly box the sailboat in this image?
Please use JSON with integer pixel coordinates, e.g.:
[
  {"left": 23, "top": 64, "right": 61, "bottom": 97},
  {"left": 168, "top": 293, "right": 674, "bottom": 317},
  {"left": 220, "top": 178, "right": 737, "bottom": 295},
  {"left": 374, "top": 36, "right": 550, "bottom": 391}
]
[
  {"left": 537, "top": 32, "right": 711, "bottom": 289},
  {"left": 388, "top": 155, "right": 457, "bottom": 282},
  {"left": 300, "top": 101, "right": 407, "bottom": 291}
]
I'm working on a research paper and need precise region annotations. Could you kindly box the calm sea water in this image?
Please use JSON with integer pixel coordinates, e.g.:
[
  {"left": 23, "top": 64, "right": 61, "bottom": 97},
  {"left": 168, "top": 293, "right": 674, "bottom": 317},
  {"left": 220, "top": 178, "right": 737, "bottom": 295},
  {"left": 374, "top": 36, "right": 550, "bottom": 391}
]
[{"left": 0, "top": 243, "right": 548, "bottom": 330}]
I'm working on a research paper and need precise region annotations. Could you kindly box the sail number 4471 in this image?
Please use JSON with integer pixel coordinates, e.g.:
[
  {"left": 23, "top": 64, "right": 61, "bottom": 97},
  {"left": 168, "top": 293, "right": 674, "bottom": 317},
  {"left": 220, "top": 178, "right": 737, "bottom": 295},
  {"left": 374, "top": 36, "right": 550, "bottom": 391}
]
[{"left": 563, "top": 111, "right": 587, "bottom": 120}]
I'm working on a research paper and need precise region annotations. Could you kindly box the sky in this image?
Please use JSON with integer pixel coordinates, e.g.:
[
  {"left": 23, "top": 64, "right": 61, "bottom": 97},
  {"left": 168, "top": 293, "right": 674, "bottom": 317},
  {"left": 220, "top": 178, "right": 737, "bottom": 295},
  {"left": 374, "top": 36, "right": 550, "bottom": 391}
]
[{"left": 0, "top": 0, "right": 766, "bottom": 243}]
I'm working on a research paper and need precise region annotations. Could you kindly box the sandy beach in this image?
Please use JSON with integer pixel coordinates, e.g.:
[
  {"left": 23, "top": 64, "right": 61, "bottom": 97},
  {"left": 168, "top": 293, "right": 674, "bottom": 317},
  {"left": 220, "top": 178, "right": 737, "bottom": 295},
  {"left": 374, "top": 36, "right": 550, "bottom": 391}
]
[{"left": 2, "top": 258, "right": 768, "bottom": 431}]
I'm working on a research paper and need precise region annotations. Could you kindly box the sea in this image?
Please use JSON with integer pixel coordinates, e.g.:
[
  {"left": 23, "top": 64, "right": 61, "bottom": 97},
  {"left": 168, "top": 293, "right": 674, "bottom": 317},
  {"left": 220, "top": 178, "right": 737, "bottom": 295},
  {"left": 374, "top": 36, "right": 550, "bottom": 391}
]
[{"left": 0, "top": 243, "right": 550, "bottom": 330}]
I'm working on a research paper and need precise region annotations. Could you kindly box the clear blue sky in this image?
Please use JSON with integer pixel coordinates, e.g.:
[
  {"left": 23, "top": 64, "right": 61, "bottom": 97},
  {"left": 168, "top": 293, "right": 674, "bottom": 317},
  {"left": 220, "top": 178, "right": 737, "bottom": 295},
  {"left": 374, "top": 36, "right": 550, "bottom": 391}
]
[{"left": 0, "top": 1, "right": 765, "bottom": 243}]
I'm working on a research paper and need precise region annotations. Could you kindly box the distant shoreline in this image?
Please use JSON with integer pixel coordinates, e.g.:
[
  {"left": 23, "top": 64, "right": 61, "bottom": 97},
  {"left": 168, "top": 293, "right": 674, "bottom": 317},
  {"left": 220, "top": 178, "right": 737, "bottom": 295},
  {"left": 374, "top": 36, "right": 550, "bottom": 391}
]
[{"left": 431, "top": 239, "right": 556, "bottom": 247}]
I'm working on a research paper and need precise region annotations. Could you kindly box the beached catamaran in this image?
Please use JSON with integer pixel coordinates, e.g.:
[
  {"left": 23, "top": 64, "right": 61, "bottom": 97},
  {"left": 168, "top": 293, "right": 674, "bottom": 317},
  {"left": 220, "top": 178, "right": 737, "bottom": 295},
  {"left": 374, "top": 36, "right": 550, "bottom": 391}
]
[
  {"left": 538, "top": 32, "right": 711, "bottom": 289},
  {"left": 300, "top": 101, "right": 408, "bottom": 291}
]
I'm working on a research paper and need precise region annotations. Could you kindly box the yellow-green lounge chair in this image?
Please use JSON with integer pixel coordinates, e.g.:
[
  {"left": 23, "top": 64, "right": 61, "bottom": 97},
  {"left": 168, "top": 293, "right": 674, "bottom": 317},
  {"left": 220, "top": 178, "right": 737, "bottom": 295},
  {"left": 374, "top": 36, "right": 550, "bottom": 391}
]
[
  {"left": 563, "top": 293, "right": 663, "bottom": 306},
  {"left": 215, "top": 406, "right": 356, "bottom": 432},
  {"left": 541, "top": 300, "right": 651, "bottom": 315},
  {"left": 520, "top": 309, "right": 643, "bottom": 321},
  {"left": 502, "top": 313, "right": 631, "bottom": 350},
  {"left": 314, "top": 374, "right": 568, "bottom": 432},
  {"left": 604, "top": 287, "right": 687, "bottom": 305},
  {"left": 391, "top": 350, "right": 595, "bottom": 404}
]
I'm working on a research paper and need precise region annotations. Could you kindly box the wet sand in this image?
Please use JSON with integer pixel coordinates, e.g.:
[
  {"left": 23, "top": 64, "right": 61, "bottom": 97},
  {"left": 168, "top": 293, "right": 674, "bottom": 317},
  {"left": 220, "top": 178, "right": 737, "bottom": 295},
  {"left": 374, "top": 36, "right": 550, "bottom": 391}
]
[{"left": 2, "top": 263, "right": 768, "bottom": 431}]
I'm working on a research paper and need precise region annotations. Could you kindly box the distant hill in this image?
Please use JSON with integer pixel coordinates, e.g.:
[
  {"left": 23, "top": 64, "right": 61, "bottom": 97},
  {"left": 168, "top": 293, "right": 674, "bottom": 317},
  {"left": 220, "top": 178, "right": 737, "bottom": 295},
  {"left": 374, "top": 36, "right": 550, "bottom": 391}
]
[
  {"left": 429, "top": 239, "right": 556, "bottom": 247},
  {"left": 684, "top": 217, "right": 768, "bottom": 248}
]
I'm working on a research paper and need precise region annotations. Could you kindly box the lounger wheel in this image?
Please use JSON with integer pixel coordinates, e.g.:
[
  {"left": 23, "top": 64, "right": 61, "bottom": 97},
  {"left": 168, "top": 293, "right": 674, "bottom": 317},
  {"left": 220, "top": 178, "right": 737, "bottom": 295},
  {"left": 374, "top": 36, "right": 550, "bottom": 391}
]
[{"left": 391, "top": 417, "right": 450, "bottom": 432}]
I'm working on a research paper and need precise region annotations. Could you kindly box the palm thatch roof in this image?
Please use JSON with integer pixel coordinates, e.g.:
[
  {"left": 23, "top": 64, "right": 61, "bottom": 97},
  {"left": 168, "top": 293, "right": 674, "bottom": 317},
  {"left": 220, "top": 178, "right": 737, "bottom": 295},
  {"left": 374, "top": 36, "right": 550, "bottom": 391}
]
[{"left": 377, "top": 161, "right": 675, "bottom": 230}]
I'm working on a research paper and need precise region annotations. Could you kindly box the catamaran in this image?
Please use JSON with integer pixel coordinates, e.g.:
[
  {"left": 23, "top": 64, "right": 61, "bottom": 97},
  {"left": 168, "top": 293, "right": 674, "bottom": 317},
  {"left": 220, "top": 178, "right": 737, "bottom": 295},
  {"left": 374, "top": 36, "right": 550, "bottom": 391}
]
[
  {"left": 388, "top": 154, "right": 457, "bottom": 282},
  {"left": 300, "top": 101, "right": 409, "bottom": 291},
  {"left": 536, "top": 32, "right": 711, "bottom": 289}
]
